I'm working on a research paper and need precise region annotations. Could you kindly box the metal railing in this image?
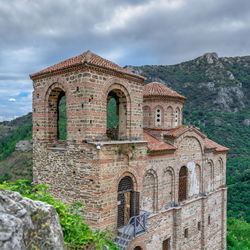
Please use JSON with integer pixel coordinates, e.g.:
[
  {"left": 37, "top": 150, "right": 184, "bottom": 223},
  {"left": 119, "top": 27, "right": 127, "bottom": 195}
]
[{"left": 116, "top": 211, "right": 149, "bottom": 249}]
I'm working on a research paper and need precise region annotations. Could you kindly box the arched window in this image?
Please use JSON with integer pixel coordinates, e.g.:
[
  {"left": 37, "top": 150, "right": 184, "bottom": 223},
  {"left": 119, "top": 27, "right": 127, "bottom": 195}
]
[
  {"left": 143, "top": 106, "right": 151, "bottom": 128},
  {"left": 58, "top": 95, "right": 67, "bottom": 140},
  {"left": 107, "top": 89, "right": 127, "bottom": 140},
  {"left": 164, "top": 168, "right": 174, "bottom": 207},
  {"left": 214, "top": 159, "right": 222, "bottom": 189},
  {"left": 175, "top": 107, "right": 180, "bottom": 127},
  {"left": 134, "top": 247, "right": 142, "bottom": 250},
  {"left": 47, "top": 87, "right": 67, "bottom": 141},
  {"left": 167, "top": 106, "right": 173, "bottom": 128},
  {"left": 117, "top": 176, "right": 139, "bottom": 228},
  {"left": 178, "top": 166, "right": 188, "bottom": 202},
  {"left": 142, "top": 171, "right": 157, "bottom": 213},
  {"left": 155, "top": 107, "right": 163, "bottom": 127},
  {"left": 219, "top": 159, "right": 224, "bottom": 186},
  {"left": 206, "top": 161, "right": 214, "bottom": 192},
  {"left": 195, "top": 164, "right": 202, "bottom": 194}
]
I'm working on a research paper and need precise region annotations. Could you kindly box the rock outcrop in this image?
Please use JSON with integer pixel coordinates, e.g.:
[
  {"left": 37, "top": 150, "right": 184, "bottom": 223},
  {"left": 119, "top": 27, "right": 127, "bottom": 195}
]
[
  {"left": 15, "top": 140, "right": 33, "bottom": 152},
  {"left": 0, "top": 190, "right": 65, "bottom": 250}
]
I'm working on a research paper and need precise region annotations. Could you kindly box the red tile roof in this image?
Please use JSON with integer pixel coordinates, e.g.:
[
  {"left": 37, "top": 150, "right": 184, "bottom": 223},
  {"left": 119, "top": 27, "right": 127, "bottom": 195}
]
[
  {"left": 204, "top": 138, "right": 229, "bottom": 152},
  {"left": 164, "top": 126, "right": 189, "bottom": 137},
  {"left": 30, "top": 50, "right": 145, "bottom": 80},
  {"left": 143, "top": 82, "right": 186, "bottom": 100},
  {"left": 144, "top": 132, "right": 176, "bottom": 152}
]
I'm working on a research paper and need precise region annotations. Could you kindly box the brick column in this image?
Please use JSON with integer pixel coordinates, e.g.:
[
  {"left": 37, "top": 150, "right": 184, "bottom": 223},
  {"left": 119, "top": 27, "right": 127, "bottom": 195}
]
[{"left": 172, "top": 206, "right": 182, "bottom": 249}]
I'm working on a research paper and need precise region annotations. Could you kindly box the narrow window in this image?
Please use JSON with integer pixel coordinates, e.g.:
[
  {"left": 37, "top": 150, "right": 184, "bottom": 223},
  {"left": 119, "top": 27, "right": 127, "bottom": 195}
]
[
  {"left": 198, "top": 221, "right": 201, "bottom": 231},
  {"left": 48, "top": 87, "right": 67, "bottom": 141},
  {"left": 184, "top": 228, "right": 189, "bottom": 238},
  {"left": 178, "top": 166, "right": 188, "bottom": 202},
  {"left": 107, "top": 90, "right": 127, "bottom": 140},
  {"left": 163, "top": 238, "right": 171, "bottom": 250},
  {"left": 208, "top": 215, "right": 211, "bottom": 225},
  {"left": 107, "top": 97, "right": 119, "bottom": 139},
  {"left": 58, "top": 94, "right": 67, "bottom": 140},
  {"left": 155, "top": 108, "right": 162, "bottom": 126}
]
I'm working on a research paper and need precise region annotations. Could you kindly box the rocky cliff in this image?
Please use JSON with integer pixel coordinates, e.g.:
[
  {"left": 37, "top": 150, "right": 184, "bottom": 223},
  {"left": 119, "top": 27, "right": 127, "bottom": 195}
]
[{"left": 0, "top": 189, "right": 65, "bottom": 250}]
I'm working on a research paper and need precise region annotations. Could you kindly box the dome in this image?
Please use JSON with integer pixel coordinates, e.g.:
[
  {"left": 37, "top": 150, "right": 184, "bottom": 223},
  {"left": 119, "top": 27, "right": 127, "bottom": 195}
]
[{"left": 143, "top": 82, "right": 186, "bottom": 100}]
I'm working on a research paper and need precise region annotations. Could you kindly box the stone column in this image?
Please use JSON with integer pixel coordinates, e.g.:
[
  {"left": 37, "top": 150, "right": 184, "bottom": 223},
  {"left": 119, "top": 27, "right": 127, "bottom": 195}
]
[{"left": 172, "top": 206, "right": 182, "bottom": 249}]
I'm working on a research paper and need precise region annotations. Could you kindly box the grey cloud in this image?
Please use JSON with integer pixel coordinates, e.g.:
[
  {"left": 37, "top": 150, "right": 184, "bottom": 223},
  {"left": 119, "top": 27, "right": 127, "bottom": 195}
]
[{"left": 0, "top": 0, "right": 250, "bottom": 120}]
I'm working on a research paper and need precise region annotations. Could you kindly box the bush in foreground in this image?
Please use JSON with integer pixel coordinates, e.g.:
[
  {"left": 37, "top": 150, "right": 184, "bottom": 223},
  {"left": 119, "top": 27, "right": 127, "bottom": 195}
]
[{"left": 0, "top": 180, "right": 118, "bottom": 250}]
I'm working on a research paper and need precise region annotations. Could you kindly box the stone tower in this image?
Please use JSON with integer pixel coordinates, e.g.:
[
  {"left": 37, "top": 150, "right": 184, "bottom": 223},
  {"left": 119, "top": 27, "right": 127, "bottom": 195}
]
[{"left": 31, "top": 51, "right": 228, "bottom": 250}]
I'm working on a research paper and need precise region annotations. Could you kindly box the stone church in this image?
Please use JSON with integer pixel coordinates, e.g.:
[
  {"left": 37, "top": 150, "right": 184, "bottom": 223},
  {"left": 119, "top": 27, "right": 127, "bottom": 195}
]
[{"left": 30, "top": 51, "right": 228, "bottom": 250}]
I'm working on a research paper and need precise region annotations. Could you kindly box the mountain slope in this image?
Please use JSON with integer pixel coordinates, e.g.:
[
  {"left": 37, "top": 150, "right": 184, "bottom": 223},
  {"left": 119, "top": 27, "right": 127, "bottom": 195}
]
[{"left": 126, "top": 52, "right": 250, "bottom": 222}]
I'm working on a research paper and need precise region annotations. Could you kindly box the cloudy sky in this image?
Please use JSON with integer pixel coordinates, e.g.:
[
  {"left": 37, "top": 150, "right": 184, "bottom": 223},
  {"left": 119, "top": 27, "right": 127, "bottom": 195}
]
[{"left": 0, "top": 0, "right": 250, "bottom": 121}]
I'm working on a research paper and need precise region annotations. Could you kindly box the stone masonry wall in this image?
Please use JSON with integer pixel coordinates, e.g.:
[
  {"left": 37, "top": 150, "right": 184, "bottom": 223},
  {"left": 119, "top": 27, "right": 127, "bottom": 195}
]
[{"left": 32, "top": 68, "right": 144, "bottom": 142}]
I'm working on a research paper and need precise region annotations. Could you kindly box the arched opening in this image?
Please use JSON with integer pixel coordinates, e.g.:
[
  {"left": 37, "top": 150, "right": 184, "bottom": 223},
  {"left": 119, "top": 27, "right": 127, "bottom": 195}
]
[
  {"left": 178, "top": 166, "right": 188, "bottom": 202},
  {"left": 142, "top": 171, "right": 157, "bottom": 213},
  {"left": 107, "top": 89, "right": 127, "bottom": 140},
  {"left": 143, "top": 106, "right": 151, "bottom": 128},
  {"left": 167, "top": 106, "right": 173, "bottom": 128},
  {"left": 58, "top": 95, "right": 67, "bottom": 140},
  {"left": 47, "top": 87, "right": 67, "bottom": 141},
  {"left": 134, "top": 247, "right": 142, "bottom": 250},
  {"left": 164, "top": 168, "right": 174, "bottom": 207},
  {"left": 219, "top": 159, "right": 224, "bottom": 186},
  {"left": 155, "top": 106, "right": 163, "bottom": 127},
  {"left": 117, "top": 176, "right": 139, "bottom": 228},
  {"left": 195, "top": 164, "right": 202, "bottom": 194},
  {"left": 175, "top": 107, "right": 180, "bottom": 127}
]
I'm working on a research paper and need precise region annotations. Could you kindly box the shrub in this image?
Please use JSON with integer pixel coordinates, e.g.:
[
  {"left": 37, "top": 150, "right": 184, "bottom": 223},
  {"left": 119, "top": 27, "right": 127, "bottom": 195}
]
[{"left": 0, "top": 180, "right": 118, "bottom": 250}]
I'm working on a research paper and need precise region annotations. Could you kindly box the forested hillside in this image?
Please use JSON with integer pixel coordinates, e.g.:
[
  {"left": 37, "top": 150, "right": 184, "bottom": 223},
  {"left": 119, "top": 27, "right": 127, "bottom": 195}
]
[{"left": 126, "top": 52, "right": 250, "bottom": 224}]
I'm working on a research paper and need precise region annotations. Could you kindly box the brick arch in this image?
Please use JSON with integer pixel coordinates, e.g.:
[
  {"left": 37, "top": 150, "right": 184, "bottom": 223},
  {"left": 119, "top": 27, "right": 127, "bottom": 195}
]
[
  {"left": 206, "top": 160, "right": 214, "bottom": 192},
  {"left": 195, "top": 164, "right": 202, "bottom": 193},
  {"left": 143, "top": 105, "right": 151, "bottom": 128},
  {"left": 216, "top": 158, "right": 224, "bottom": 187},
  {"left": 44, "top": 81, "right": 68, "bottom": 102},
  {"left": 103, "top": 79, "right": 132, "bottom": 139},
  {"left": 163, "top": 166, "right": 175, "bottom": 207},
  {"left": 44, "top": 82, "right": 68, "bottom": 141},
  {"left": 166, "top": 105, "right": 174, "bottom": 128},
  {"left": 102, "top": 77, "right": 132, "bottom": 104},
  {"left": 178, "top": 135, "right": 204, "bottom": 158},
  {"left": 117, "top": 171, "right": 139, "bottom": 192},
  {"left": 141, "top": 169, "right": 158, "bottom": 213}
]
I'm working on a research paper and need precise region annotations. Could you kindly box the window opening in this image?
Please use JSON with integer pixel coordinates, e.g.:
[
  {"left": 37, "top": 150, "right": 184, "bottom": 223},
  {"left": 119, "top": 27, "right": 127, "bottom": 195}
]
[
  {"left": 155, "top": 108, "right": 162, "bottom": 126},
  {"left": 117, "top": 176, "right": 139, "bottom": 228},
  {"left": 163, "top": 238, "right": 171, "bottom": 250},
  {"left": 107, "top": 90, "right": 127, "bottom": 140},
  {"left": 178, "top": 166, "right": 188, "bottom": 202},
  {"left": 198, "top": 221, "right": 201, "bottom": 231},
  {"left": 134, "top": 247, "right": 142, "bottom": 250},
  {"left": 58, "top": 94, "right": 67, "bottom": 140}
]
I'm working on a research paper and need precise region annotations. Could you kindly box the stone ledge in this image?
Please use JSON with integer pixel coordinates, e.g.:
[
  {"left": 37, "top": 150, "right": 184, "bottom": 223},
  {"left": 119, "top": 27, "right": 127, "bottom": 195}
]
[{"left": 88, "top": 140, "right": 147, "bottom": 146}]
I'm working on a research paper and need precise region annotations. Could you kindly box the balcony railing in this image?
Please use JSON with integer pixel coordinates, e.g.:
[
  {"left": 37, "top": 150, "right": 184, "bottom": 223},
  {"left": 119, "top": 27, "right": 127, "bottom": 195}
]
[{"left": 116, "top": 211, "right": 150, "bottom": 250}]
